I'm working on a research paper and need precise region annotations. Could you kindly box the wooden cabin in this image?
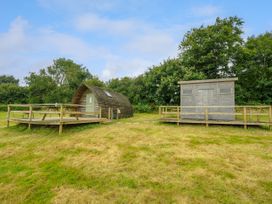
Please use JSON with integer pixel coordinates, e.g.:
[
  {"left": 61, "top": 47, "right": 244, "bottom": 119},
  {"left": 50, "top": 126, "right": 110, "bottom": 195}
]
[{"left": 72, "top": 84, "right": 133, "bottom": 119}]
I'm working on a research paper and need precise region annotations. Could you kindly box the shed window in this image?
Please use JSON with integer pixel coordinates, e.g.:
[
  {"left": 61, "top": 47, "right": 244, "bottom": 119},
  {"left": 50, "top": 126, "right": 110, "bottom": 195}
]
[
  {"left": 104, "top": 90, "right": 112, "bottom": 97},
  {"left": 183, "top": 89, "right": 192, "bottom": 95},
  {"left": 220, "top": 88, "right": 231, "bottom": 94}
]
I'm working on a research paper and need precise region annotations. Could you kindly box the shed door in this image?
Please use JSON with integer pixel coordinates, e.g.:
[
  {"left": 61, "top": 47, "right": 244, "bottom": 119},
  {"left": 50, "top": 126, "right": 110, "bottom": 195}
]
[
  {"left": 197, "top": 89, "right": 214, "bottom": 106},
  {"left": 196, "top": 89, "right": 214, "bottom": 119},
  {"left": 86, "top": 93, "right": 95, "bottom": 115}
]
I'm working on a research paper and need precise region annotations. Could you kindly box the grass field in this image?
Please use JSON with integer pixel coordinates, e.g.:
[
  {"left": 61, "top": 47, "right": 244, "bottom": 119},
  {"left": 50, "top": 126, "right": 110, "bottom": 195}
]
[{"left": 0, "top": 113, "right": 272, "bottom": 203}]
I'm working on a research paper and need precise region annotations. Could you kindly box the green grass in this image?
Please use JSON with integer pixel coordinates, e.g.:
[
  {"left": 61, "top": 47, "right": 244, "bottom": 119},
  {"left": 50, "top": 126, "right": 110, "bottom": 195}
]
[{"left": 0, "top": 113, "right": 272, "bottom": 203}]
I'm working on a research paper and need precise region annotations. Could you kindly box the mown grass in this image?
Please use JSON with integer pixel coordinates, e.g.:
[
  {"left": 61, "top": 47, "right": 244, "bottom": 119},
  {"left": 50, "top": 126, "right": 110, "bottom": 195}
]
[{"left": 0, "top": 113, "right": 272, "bottom": 203}]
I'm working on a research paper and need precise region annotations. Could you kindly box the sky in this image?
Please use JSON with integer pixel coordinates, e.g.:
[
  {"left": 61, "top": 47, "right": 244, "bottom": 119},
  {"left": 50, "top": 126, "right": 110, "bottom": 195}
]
[{"left": 0, "top": 0, "right": 272, "bottom": 82}]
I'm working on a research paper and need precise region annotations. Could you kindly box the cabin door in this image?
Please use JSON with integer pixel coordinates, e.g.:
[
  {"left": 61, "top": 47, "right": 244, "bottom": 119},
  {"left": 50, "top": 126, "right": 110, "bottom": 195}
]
[{"left": 86, "top": 93, "right": 95, "bottom": 117}]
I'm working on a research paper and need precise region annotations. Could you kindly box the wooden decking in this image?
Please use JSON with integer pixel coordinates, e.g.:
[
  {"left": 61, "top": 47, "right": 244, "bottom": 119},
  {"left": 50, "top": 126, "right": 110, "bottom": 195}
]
[
  {"left": 6, "top": 104, "right": 113, "bottom": 134},
  {"left": 160, "top": 118, "right": 271, "bottom": 127},
  {"left": 10, "top": 117, "right": 108, "bottom": 125},
  {"left": 159, "top": 106, "right": 272, "bottom": 129}
]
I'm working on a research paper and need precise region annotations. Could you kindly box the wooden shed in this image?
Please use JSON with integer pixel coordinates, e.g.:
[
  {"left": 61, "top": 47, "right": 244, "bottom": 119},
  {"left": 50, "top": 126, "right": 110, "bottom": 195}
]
[
  {"left": 72, "top": 84, "right": 133, "bottom": 119},
  {"left": 179, "top": 78, "right": 238, "bottom": 121}
]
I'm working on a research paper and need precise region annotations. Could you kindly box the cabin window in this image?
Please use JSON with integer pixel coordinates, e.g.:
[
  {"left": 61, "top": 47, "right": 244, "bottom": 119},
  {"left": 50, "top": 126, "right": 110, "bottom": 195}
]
[
  {"left": 104, "top": 90, "right": 112, "bottom": 97},
  {"left": 220, "top": 88, "right": 231, "bottom": 94},
  {"left": 183, "top": 89, "right": 192, "bottom": 95}
]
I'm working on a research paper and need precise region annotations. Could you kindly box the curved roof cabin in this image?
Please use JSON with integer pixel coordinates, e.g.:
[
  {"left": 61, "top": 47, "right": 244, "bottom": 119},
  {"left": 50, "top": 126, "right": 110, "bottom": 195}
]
[{"left": 72, "top": 84, "right": 133, "bottom": 119}]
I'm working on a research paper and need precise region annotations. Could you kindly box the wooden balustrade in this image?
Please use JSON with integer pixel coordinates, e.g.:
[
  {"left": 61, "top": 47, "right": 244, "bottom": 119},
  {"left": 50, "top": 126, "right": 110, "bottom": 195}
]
[
  {"left": 159, "top": 105, "right": 272, "bottom": 128},
  {"left": 5, "top": 104, "right": 122, "bottom": 134}
]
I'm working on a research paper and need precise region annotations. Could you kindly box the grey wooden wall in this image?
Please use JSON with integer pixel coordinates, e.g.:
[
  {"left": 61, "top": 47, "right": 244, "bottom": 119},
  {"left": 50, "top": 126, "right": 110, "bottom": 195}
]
[{"left": 180, "top": 80, "right": 236, "bottom": 121}]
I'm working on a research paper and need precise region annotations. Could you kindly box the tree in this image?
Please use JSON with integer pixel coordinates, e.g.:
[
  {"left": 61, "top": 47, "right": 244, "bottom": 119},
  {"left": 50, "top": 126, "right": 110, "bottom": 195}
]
[
  {"left": 25, "top": 58, "right": 93, "bottom": 103},
  {"left": 0, "top": 83, "right": 28, "bottom": 104},
  {"left": 236, "top": 32, "right": 272, "bottom": 104},
  {"left": 47, "top": 58, "right": 92, "bottom": 90},
  {"left": 179, "top": 16, "right": 244, "bottom": 78},
  {"left": 25, "top": 69, "right": 57, "bottom": 103},
  {"left": 107, "top": 77, "right": 135, "bottom": 102},
  {"left": 0, "top": 75, "right": 19, "bottom": 85},
  {"left": 85, "top": 76, "right": 105, "bottom": 88}
]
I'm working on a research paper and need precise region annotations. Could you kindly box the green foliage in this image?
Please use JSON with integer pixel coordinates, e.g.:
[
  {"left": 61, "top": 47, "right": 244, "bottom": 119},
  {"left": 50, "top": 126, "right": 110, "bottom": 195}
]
[
  {"left": 25, "top": 58, "right": 92, "bottom": 103},
  {"left": 25, "top": 70, "right": 57, "bottom": 103},
  {"left": 0, "top": 75, "right": 19, "bottom": 85},
  {"left": 85, "top": 76, "right": 105, "bottom": 88},
  {"left": 236, "top": 32, "right": 272, "bottom": 104},
  {"left": 107, "top": 77, "right": 136, "bottom": 103},
  {"left": 179, "top": 16, "right": 244, "bottom": 78},
  {"left": 47, "top": 58, "right": 91, "bottom": 90},
  {"left": 0, "top": 83, "right": 28, "bottom": 104},
  {"left": 133, "top": 103, "right": 154, "bottom": 113}
]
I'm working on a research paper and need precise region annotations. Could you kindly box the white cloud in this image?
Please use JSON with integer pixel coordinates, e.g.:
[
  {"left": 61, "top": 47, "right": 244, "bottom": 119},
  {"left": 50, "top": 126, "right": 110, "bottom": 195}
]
[
  {"left": 0, "top": 16, "right": 29, "bottom": 53},
  {"left": 102, "top": 57, "right": 152, "bottom": 80},
  {"left": 125, "top": 32, "right": 177, "bottom": 57},
  {"left": 0, "top": 17, "right": 97, "bottom": 80},
  {"left": 38, "top": 0, "right": 115, "bottom": 12},
  {"left": 191, "top": 5, "right": 221, "bottom": 17},
  {"left": 74, "top": 14, "right": 138, "bottom": 35}
]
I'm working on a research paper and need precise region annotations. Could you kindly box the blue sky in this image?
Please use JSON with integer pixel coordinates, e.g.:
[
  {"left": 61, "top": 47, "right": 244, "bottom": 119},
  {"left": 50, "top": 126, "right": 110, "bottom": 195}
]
[{"left": 0, "top": 0, "right": 272, "bottom": 82}]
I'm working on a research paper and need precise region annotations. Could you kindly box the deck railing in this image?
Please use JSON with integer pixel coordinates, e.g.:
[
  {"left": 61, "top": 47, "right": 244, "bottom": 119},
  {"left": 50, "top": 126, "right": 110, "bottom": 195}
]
[
  {"left": 159, "top": 105, "right": 272, "bottom": 128},
  {"left": 6, "top": 104, "right": 122, "bottom": 134}
]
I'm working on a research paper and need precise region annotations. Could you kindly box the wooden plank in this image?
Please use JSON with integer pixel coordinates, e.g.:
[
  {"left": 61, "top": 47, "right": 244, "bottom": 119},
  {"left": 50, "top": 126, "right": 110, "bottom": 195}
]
[
  {"left": 32, "top": 111, "right": 60, "bottom": 114},
  {"left": 10, "top": 110, "right": 30, "bottom": 113},
  {"left": 64, "top": 111, "right": 100, "bottom": 115},
  {"left": 160, "top": 118, "right": 270, "bottom": 126}
]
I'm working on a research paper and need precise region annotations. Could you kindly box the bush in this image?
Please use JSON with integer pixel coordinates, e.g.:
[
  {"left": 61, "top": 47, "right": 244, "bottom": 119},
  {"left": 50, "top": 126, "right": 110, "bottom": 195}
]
[
  {"left": 133, "top": 104, "right": 156, "bottom": 113},
  {"left": 0, "top": 105, "right": 7, "bottom": 112}
]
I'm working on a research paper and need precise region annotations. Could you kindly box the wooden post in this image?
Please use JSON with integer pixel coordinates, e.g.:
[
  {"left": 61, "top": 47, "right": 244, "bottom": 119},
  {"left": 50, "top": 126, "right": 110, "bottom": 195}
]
[
  {"left": 59, "top": 104, "right": 64, "bottom": 135},
  {"left": 99, "top": 107, "right": 102, "bottom": 118},
  {"left": 7, "top": 105, "right": 11, "bottom": 128},
  {"left": 159, "top": 106, "right": 161, "bottom": 117},
  {"left": 111, "top": 108, "right": 114, "bottom": 120},
  {"left": 205, "top": 107, "right": 209, "bottom": 127},
  {"left": 28, "top": 105, "right": 33, "bottom": 130},
  {"left": 177, "top": 106, "right": 180, "bottom": 125},
  {"left": 116, "top": 108, "right": 119, "bottom": 120},
  {"left": 243, "top": 107, "right": 247, "bottom": 129},
  {"left": 108, "top": 107, "right": 111, "bottom": 120},
  {"left": 180, "top": 106, "right": 182, "bottom": 122},
  {"left": 269, "top": 106, "right": 272, "bottom": 130}
]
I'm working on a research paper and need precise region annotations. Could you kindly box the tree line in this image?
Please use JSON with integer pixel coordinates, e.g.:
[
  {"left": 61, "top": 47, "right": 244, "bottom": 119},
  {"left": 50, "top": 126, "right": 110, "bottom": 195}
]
[{"left": 0, "top": 16, "right": 271, "bottom": 110}]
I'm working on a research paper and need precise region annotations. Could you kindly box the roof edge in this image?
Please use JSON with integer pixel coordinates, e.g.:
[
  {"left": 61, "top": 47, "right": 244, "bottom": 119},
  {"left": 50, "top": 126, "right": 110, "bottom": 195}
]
[{"left": 178, "top": 77, "right": 238, "bottom": 85}]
